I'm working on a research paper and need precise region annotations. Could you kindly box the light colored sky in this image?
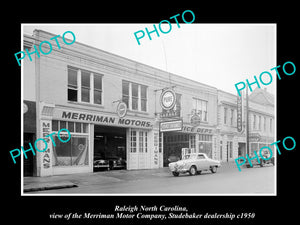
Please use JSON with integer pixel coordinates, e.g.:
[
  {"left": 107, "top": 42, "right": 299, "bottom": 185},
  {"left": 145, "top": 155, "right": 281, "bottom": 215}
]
[{"left": 23, "top": 23, "right": 276, "bottom": 95}]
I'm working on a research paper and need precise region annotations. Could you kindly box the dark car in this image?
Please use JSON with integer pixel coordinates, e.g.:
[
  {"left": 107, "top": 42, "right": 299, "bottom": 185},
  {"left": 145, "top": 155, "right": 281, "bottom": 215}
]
[
  {"left": 168, "top": 155, "right": 180, "bottom": 163},
  {"left": 106, "top": 156, "right": 126, "bottom": 170},
  {"left": 93, "top": 156, "right": 109, "bottom": 171},
  {"left": 245, "top": 150, "right": 275, "bottom": 168}
]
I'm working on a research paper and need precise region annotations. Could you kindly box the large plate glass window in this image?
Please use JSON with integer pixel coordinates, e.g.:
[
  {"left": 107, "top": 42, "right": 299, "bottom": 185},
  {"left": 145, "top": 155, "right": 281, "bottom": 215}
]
[{"left": 52, "top": 120, "right": 89, "bottom": 167}]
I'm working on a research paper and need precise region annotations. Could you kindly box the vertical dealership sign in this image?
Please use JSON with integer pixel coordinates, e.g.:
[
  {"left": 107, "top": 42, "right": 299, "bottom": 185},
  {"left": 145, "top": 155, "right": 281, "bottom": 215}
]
[
  {"left": 37, "top": 102, "right": 54, "bottom": 176},
  {"left": 237, "top": 95, "right": 243, "bottom": 132},
  {"left": 153, "top": 132, "right": 159, "bottom": 166}
]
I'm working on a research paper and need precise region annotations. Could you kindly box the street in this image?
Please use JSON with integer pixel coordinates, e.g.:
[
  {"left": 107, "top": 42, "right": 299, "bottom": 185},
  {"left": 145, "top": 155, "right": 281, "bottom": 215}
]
[{"left": 25, "top": 163, "right": 275, "bottom": 195}]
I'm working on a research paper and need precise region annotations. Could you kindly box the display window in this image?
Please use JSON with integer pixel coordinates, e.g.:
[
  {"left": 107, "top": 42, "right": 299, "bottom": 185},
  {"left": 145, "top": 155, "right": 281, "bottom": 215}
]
[{"left": 52, "top": 120, "right": 89, "bottom": 166}]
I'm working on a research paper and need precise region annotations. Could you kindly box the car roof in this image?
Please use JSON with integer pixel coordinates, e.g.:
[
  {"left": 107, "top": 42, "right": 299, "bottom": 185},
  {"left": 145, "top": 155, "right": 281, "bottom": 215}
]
[{"left": 187, "top": 153, "right": 206, "bottom": 156}]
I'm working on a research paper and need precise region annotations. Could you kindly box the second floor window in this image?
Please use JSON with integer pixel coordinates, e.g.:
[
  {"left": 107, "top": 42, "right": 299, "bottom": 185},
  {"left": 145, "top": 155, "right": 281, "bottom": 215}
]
[
  {"left": 192, "top": 98, "right": 208, "bottom": 122},
  {"left": 224, "top": 107, "right": 228, "bottom": 124},
  {"left": 122, "top": 80, "right": 147, "bottom": 112},
  {"left": 230, "top": 109, "right": 234, "bottom": 126},
  {"left": 67, "top": 66, "right": 103, "bottom": 105}
]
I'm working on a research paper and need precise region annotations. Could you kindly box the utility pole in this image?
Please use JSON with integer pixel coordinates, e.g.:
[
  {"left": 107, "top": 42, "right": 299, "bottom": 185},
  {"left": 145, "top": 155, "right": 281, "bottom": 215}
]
[{"left": 246, "top": 84, "right": 249, "bottom": 155}]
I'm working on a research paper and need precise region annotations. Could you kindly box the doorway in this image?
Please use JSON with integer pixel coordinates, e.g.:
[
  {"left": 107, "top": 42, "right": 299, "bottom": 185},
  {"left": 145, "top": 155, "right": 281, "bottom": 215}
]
[
  {"left": 23, "top": 133, "right": 34, "bottom": 176},
  {"left": 94, "top": 125, "right": 126, "bottom": 172}
]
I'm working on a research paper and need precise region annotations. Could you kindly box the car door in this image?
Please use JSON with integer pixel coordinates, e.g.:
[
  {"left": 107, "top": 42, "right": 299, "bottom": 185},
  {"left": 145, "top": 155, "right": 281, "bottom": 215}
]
[{"left": 196, "top": 154, "right": 206, "bottom": 170}]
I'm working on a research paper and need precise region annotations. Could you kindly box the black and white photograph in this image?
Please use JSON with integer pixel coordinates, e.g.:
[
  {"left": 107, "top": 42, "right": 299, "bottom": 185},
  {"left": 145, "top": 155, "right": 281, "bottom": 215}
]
[
  {"left": 21, "top": 23, "right": 276, "bottom": 195},
  {"left": 4, "top": 5, "right": 298, "bottom": 225}
]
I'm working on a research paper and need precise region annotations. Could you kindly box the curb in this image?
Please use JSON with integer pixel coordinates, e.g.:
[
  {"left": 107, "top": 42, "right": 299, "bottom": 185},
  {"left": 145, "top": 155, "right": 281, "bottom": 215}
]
[{"left": 24, "top": 182, "right": 78, "bottom": 193}]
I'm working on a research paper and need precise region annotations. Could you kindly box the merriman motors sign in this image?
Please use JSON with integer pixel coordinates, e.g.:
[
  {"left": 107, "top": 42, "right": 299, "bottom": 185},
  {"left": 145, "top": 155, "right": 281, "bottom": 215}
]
[{"left": 53, "top": 109, "right": 153, "bottom": 129}]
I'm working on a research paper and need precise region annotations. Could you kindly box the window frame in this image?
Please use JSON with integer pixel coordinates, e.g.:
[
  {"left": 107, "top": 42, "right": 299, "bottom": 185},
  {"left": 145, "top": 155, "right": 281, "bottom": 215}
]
[
  {"left": 192, "top": 98, "right": 208, "bottom": 122},
  {"left": 67, "top": 66, "right": 103, "bottom": 106},
  {"left": 122, "top": 80, "right": 148, "bottom": 112}
]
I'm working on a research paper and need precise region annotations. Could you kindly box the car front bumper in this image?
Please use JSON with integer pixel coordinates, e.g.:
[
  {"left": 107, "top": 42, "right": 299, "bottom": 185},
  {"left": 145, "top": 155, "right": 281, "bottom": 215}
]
[
  {"left": 169, "top": 164, "right": 189, "bottom": 173},
  {"left": 94, "top": 164, "right": 109, "bottom": 168}
]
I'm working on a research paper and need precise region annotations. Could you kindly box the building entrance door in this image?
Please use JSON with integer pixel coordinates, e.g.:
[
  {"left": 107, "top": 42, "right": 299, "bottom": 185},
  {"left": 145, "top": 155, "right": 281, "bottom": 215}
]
[
  {"left": 23, "top": 133, "right": 34, "bottom": 176},
  {"left": 238, "top": 142, "right": 246, "bottom": 158},
  {"left": 127, "top": 129, "right": 150, "bottom": 170}
]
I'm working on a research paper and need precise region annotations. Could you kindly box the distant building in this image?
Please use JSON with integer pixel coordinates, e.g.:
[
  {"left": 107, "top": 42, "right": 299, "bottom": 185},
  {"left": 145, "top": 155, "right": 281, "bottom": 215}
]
[{"left": 216, "top": 88, "right": 275, "bottom": 162}]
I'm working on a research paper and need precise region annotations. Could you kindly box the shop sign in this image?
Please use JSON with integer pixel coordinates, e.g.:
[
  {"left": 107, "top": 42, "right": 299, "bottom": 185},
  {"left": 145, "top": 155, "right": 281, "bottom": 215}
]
[
  {"left": 160, "top": 109, "right": 180, "bottom": 118},
  {"left": 237, "top": 95, "right": 243, "bottom": 132},
  {"left": 160, "top": 89, "right": 176, "bottom": 110},
  {"left": 153, "top": 132, "right": 159, "bottom": 166},
  {"left": 116, "top": 102, "right": 127, "bottom": 118},
  {"left": 160, "top": 120, "right": 183, "bottom": 132},
  {"left": 181, "top": 126, "right": 213, "bottom": 134},
  {"left": 59, "top": 110, "right": 153, "bottom": 129},
  {"left": 190, "top": 114, "right": 201, "bottom": 126},
  {"left": 249, "top": 133, "right": 261, "bottom": 142},
  {"left": 41, "top": 121, "right": 51, "bottom": 169}
]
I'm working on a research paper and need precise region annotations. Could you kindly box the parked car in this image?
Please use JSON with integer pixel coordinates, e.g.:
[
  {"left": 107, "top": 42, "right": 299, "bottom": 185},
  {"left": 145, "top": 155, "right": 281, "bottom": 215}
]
[
  {"left": 168, "top": 153, "right": 221, "bottom": 177},
  {"left": 93, "top": 156, "right": 109, "bottom": 171},
  {"left": 106, "top": 156, "right": 126, "bottom": 170},
  {"left": 245, "top": 150, "right": 275, "bottom": 168}
]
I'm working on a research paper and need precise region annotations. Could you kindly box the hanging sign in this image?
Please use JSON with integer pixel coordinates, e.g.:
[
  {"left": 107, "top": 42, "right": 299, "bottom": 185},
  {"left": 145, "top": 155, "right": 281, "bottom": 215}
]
[
  {"left": 237, "top": 95, "right": 243, "bottom": 132},
  {"left": 191, "top": 114, "right": 201, "bottom": 126},
  {"left": 160, "top": 89, "right": 176, "bottom": 110},
  {"left": 117, "top": 102, "right": 127, "bottom": 118},
  {"left": 160, "top": 120, "right": 183, "bottom": 132}
]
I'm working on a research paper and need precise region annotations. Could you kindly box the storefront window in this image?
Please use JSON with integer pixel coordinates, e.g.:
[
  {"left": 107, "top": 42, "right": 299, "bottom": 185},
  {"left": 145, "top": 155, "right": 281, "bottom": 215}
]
[
  {"left": 190, "top": 135, "right": 196, "bottom": 149},
  {"left": 53, "top": 135, "right": 89, "bottom": 166},
  {"left": 139, "top": 131, "right": 144, "bottom": 152},
  {"left": 198, "top": 134, "right": 212, "bottom": 158},
  {"left": 130, "top": 130, "right": 137, "bottom": 153},
  {"left": 250, "top": 142, "right": 258, "bottom": 155},
  {"left": 130, "top": 130, "right": 148, "bottom": 153},
  {"left": 52, "top": 120, "right": 89, "bottom": 167}
]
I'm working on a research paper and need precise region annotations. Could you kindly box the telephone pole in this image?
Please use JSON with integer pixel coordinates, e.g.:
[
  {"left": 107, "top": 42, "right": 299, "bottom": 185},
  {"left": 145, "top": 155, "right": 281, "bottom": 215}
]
[{"left": 246, "top": 84, "right": 249, "bottom": 155}]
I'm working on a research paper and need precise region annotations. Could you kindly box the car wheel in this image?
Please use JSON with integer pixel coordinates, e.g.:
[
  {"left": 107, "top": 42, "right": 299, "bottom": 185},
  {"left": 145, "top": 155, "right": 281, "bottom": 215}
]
[
  {"left": 189, "top": 166, "right": 197, "bottom": 176},
  {"left": 172, "top": 172, "right": 179, "bottom": 177},
  {"left": 210, "top": 166, "right": 217, "bottom": 173}
]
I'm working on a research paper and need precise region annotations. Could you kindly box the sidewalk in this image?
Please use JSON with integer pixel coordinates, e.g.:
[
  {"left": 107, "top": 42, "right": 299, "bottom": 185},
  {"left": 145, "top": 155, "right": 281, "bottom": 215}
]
[
  {"left": 23, "top": 167, "right": 170, "bottom": 193},
  {"left": 23, "top": 162, "right": 237, "bottom": 193}
]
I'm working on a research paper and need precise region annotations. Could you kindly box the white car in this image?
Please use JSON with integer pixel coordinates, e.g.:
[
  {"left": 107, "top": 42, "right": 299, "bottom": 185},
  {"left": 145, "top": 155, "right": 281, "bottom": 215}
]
[{"left": 168, "top": 153, "right": 221, "bottom": 176}]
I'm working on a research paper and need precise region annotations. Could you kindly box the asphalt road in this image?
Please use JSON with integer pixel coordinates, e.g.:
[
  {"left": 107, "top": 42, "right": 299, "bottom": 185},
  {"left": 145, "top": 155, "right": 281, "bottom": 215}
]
[{"left": 29, "top": 163, "right": 275, "bottom": 195}]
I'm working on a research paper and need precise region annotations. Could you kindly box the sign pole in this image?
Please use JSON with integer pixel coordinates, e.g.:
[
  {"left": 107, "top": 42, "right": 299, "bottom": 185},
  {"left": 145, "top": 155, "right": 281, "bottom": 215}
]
[{"left": 246, "top": 84, "right": 249, "bottom": 156}]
